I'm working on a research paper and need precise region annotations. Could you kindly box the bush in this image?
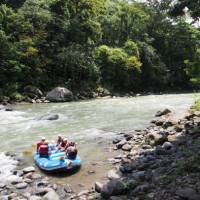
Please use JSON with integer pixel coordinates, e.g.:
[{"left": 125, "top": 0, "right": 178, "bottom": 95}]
[
  {"left": 194, "top": 99, "right": 200, "bottom": 110},
  {"left": 10, "top": 92, "right": 25, "bottom": 101}
]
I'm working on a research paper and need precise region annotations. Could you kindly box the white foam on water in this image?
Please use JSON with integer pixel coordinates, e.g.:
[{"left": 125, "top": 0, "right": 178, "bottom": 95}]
[{"left": 0, "top": 153, "right": 18, "bottom": 183}]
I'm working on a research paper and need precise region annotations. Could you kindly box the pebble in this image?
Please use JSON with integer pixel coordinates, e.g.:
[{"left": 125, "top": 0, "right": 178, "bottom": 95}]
[
  {"left": 16, "top": 182, "right": 28, "bottom": 189},
  {"left": 23, "top": 166, "right": 35, "bottom": 174}
]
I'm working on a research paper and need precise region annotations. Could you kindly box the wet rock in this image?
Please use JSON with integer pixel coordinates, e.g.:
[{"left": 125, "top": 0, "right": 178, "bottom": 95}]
[
  {"left": 112, "top": 138, "right": 121, "bottom": 144},
  {"left": 162, "top": 120, "right": 174, "bottom": 129},
  {"left": 120, "top": 163, "right": 135, "bottom": 173},
  {"left": 116, "top": 140, "right": 127, "bottom": 149},
  {"left": 37, "top": 180, "right": 49, "bottom": 187},
  {"left": 122, "top": 144, "right": 132, "bottom": 151},
  {"left": 36, "top": 114, "right": 59, "bottom": 121},
  {"left": 16, "top": 182, "right": 28, "bottom": 189},
  {"left": 101, "top": 179, "right": 126, "bottom": 199},
  {"left": 155, "top": 108, "right": 171, "bottom": 117},
  {"left": 124, "top": 133, "right": 133, "bottom": 141},
  {"left": 95, "top": 182, "right": 104, "bottom": 193},
  {"left": 23, "top": 166, "right": 35, "bottom": 174},
  {"left": 43, "top": 189, "right": 60, "bottom": 200},
  {"left": 162, "top": 141, "right": 174, "bottom": 151},
  {"left": 108, "top": 169, "right": 122, "bottom": 180},
  {"left": 46, "top": 87, "right": 73, "bottom": 102},
  {"left": 131, "top": 171, "right": 146, "bottom": 181},
  {"left": 176, "top": 188, "right": 200, "bottom": 200},
  {"left": 146, "top": 132, "right": 167, "bottom": 145},
  {"left": 155, "top": 119, "right": 165, "bottom": 126}
]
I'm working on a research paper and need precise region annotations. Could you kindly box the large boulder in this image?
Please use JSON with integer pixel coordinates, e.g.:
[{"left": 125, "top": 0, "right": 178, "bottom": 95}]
[
  {"left": 46, "top": 87, "right": 73, "bottom": 102},
  {"left": 24, "top": 85, "right": 43, "bottom": 98}
]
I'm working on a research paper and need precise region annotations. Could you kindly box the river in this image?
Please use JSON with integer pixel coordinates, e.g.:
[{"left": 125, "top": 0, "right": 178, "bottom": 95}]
[{"left": 0, "top": 93, "right": 199, "bottom": 191}]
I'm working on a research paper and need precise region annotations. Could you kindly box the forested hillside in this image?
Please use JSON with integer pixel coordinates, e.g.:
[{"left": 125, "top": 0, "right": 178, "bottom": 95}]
[{"left": 0, "top": 0, "right": 200, "bottom": 101}]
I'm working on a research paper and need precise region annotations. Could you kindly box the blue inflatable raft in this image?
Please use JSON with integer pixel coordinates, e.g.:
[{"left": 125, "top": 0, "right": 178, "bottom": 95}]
[{"left": 34, "top": 151, "right": 81, "bottom": 172}]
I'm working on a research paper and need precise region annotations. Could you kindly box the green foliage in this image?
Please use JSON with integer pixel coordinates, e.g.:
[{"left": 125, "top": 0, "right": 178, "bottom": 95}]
[
  {"left": 96, "top": 44, "right": 141, "bottom": 91},
  {"left": 194, "top": 99, "right": 200, "bottom": 111},
  {"left": 0, "top": 0, "right": 200, "bottom": 100}
]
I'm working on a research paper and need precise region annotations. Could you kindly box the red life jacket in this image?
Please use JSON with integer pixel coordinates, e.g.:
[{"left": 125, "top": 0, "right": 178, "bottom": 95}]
[
  {"left": 39, "top": 144, "right": 49, "bottom": 155},
  {"left": 37, "top": 142, "right": 44, "bottom": 152}
]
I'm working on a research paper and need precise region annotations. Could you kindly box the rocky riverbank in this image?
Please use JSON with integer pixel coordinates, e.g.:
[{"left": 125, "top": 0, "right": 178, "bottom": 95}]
[{"left": 1, "top": 107, "right": 200, "bottom": 200}]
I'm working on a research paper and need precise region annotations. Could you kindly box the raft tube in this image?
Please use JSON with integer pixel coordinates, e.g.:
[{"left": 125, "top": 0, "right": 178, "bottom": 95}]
[{"left": 34, "top": 151, "right": 81, "bottom": 172}]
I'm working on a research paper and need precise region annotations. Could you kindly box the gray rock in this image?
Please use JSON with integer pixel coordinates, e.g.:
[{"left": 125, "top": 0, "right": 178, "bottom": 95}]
[
  {"left": 101, "top": 180, "right": 126, "bottom": 199},
  {"left": 176, "top": 188, "right": 199, "bottom": 200},
  {"left": 24, "top": 85, "right": 43, "bottom": 98},
  {"left": 120, "top": 163, "right": 135, "bottom": 173},
  {"left": 0, "top": 184, "right": 6, "bottom": 188},
  {"left": 23, "top": 166, "right": 35, "bottom": 174},
  {"left": 112, "top": 138, "right": 121, "bottom": 144},
  {"left": 108, "top": 169, "right": 122, "bottom": 180},
  {"left": 37, "top": 180, "right": 49, "bottom": 187},
  {"left": 43, "top": 190, "right": 60, "bottom": 200},
  {"left": 155, "top": 108, "right": 171, "bottom": 117},
  {"left": 110, "top": 196, "right": 128, "bottom": 200},
  {"left": 116, "top": 139, "right": 127, "bottom": 149},
  {"left": 64, "top": 184, "right": 73, "bottom": 193},
  {"left": 31, "top": 173, "right": 42, "bottom": 180},
  {"left": 122, "top": 144, "right": 132, "bottom": 151},
  {"left": 29, "top": 196, "right": 42, "bottom": 200},
  {"left": 9, "top": 176, "right": 23, "bottom": 184},
  {"left": 95, "top": 182, "right": 104, "bottom": 193},
  {"left": 131, "top": 171, "right": 146, "bottom": 181},
  {"left": 46, "top": 87, "right": 73, "bottom": 102},
  {"left": 146, "top": 132, "right": 168, "bottom": 145},
  {"left": 16, "top": 182, "right": 27, "bottom": 189},
  {"left": 36, "top": 114, "right": 59, "bottom": 121},
  {"left": 162, "top": 141, "right": 174, "bottom": 150}
]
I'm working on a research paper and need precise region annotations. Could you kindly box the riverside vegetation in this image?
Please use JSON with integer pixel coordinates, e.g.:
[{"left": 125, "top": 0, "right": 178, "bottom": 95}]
[{"left": 0, "top": 0, "right": 200, "bottom": 102}]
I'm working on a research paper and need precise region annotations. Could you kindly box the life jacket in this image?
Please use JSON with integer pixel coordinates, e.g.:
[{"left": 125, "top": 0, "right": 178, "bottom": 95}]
[
  {"left": 39, "top": 144, "right": 49, "bottom": 155},
  {"left": 37, "top": 141, "right": 44, "bottom": 152}
]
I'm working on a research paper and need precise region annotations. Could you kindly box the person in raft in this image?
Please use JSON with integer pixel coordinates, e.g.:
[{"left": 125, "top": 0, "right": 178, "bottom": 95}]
[
  {"left": 56, "top": 135, "right": 63, "bottom": 147},
  {"left": 37, "top": 137, "right": 46, "bottom": 153},
  {"left": 38, "top": 140, "right": 49, "bottom": 157},
  {"left": 59, "top": 138, "right": 69, "bottom": 151},
  {"left": 66, "top": 143, "right": 78, "bottom": 160}
]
